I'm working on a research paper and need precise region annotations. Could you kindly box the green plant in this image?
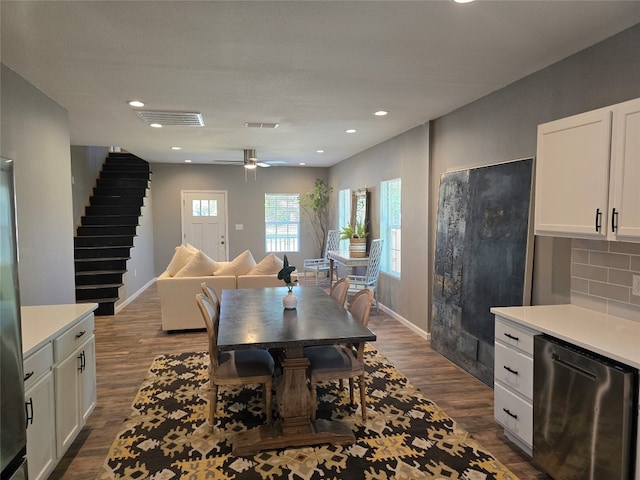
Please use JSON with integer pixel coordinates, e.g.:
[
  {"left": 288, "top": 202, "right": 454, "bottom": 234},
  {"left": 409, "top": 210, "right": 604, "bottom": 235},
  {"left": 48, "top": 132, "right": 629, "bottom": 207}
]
[
  {"left": 300, "top": 178, "right": 333, "bottom": 257},
  {"left": 340, "top": 221, "right": 368, "bottom": 240},
  {"left": 277, "top": 255, "right": 298, "bottom": 292}
]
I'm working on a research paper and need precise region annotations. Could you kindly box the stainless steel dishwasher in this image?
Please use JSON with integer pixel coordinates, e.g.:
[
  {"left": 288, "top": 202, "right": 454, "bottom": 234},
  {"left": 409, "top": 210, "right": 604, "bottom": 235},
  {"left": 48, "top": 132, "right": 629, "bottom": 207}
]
[{"left": 533, "top": 335, "right": 638, "bottom": 480}]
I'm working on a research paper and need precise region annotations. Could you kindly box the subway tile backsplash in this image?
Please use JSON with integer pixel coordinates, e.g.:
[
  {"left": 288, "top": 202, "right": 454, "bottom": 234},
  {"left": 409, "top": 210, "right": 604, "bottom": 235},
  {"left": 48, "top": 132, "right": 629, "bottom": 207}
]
[{"left": 571, "top": 239, "right": 640, "bottom": 322}]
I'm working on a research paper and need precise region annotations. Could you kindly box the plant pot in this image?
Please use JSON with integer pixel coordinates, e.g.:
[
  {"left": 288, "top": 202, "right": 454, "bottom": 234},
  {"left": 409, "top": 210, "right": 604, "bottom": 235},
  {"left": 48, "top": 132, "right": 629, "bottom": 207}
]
[
  {"left": 283, "top": 291, "right": 297, "bottom": 309},
  {"left": 349, "top": 238, "right": 366, "bottom": 258}
]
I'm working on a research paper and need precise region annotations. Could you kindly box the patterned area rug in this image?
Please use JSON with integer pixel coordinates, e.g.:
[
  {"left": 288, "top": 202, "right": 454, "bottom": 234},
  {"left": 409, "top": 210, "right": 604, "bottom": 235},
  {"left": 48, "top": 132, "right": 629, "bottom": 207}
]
[{"left": 100, "top": 347, "right": 518, "bottom": 479}]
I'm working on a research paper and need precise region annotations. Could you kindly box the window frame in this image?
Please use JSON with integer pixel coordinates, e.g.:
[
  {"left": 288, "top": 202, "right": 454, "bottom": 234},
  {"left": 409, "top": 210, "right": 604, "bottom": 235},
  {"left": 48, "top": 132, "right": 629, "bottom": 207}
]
[
  {"left": 264, "top": 193, "right": 300, "bottom": 253},
  {"left": 380, "top": 178, "right": 401, "bottom": 277}
]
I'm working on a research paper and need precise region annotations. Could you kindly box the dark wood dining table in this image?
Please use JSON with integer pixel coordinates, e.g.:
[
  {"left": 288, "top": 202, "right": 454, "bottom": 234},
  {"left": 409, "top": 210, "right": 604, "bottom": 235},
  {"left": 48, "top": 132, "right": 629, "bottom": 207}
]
[{"left": 217, "top": 286, "right": 376, "bottom": 455}]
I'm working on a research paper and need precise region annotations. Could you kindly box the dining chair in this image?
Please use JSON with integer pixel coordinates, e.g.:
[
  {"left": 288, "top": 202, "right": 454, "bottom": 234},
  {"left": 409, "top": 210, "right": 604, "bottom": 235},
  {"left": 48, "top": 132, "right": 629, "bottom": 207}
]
[
  {"left": 347, "top": 238, "right": 383, "bottom": 312},
  {"left": 304, "top": 288, "right": 374, "bottom": 421},
  {"left": 200, "top": 281, "right": 220, "bottom": 313},
  {"left": 303, "top": 229, "right": 340, "bottom": 285},
  {"left": 195, "top": 293, "right": 275, "bottom": 431},
  {"left": 330, "top": 277, "right": 350, "bottom": 308}
]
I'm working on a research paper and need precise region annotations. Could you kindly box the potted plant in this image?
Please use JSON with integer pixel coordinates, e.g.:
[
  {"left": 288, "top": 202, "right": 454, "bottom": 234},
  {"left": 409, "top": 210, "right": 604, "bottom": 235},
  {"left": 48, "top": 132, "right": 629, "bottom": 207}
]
[
  {"left": 300, "top": 179, "right": 333, "bottom": 258},
  {"left": 340, "top": 222, "right": 368, "bottom": 257},
  {"left": 278, "top": 255, "right": 299, "bottom": 309}
]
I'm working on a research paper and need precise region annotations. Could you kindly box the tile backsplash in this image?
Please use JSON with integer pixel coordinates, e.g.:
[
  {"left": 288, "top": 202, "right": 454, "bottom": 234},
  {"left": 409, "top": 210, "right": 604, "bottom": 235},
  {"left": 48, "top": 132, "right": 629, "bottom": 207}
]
[{"left": 571, "top": 239, "right": 640, "bottom": 322}]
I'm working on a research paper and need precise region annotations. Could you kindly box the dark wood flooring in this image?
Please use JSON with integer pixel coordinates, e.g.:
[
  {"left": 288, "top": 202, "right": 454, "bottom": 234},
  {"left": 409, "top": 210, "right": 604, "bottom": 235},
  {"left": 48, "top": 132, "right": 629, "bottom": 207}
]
[{"left": 48, "top": 281, "right": 549, "bottom": 479}]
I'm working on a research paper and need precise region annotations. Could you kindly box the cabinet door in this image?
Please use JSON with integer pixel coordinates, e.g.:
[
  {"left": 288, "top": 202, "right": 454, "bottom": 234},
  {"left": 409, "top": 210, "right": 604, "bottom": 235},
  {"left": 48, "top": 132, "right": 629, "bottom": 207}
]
[
  {"left": 609, "top": 98, "right": 640, "bottom": 242},
  {"left": 54, "top": 348, "right": 81, "bottom": 456},
  {"left": 25, "top": 372, "right": 56, "bottom": 480},
  {"left": 535, "top": 108, "right": 612, "bottom": 239},
  {"left": 79, "top": 335, "right": 97, "bottom": 423}
]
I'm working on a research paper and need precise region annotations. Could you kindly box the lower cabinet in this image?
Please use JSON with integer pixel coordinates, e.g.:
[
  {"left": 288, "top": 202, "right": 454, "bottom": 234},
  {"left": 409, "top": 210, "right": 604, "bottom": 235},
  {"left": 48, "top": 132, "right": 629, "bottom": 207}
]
[
  {"left": 493, "top": 315, "right": 538, "bottom": 456},
  {"left": 24, "top": 344, "right": 56, "bottom": 480},
  {"left": 22, "top": 307, "right": 97, "bottom": 480}
]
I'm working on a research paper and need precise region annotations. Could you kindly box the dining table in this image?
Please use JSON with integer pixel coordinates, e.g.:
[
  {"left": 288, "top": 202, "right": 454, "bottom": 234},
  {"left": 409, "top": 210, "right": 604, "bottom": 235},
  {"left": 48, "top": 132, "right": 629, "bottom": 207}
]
[
  {"left": 327, "top": 249, "right": 371, "bottom": 285},
  {"left": 217, "top": 286, "right": 376, "bottom": 455}
]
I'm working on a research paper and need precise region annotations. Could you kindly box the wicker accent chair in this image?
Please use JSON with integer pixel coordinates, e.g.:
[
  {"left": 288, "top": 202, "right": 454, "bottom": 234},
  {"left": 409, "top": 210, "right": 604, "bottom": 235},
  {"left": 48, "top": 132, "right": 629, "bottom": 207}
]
[
  {"left": 303, "top": 229, "right": 340, "bottom": 285},
  {"left": 195, "top": 293, "right": 275, "bottom": 431},
  {"left": 304, "top": 288, "right": 374, "bottom": 421}
]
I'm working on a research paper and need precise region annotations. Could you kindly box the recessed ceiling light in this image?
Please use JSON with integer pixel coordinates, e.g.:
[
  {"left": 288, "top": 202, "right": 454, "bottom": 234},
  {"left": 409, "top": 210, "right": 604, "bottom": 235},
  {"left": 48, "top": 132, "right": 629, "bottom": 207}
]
[
  {"left": 150, "top": 123, "right": 162, "bottom": 128},
  {"left": 374, "top": 110, "right": 388, "bottom": 116},
  {"left": 184, "top": 159, "right": 192, "bottom": 163},
  {"left": 299, "top": 163, "right": 306, "bottom": 166},
  {"left": 171, "top": 146, "right": 182, "bottom": 150},
  {"left": 454, "top": 0, "right": 474, "bottom": 3},
  {"left": 128, "top": 100, "right": 145, "bottom": 107},
  {"left": 317, "top": 150, "right": 325, "bottom": 153},
  {"left": 345, "top": 129, "right": 357, "bottom": 134}
]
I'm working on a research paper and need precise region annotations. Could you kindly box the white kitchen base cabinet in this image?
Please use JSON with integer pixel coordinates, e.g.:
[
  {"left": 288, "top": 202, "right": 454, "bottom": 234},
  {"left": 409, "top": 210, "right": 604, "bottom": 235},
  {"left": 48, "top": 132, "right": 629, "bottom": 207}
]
[
  {"left": 21, "top": 303, "right": 98, "bottom": 480},
  {"left": 535, "top": 97, "right": 640, "bottom": 242},
  {"left": 23, "top": 343, "right": 56, "bottom": 480},
  {"left": 493, "top": 315, "right": 538, "bottom": 456}
]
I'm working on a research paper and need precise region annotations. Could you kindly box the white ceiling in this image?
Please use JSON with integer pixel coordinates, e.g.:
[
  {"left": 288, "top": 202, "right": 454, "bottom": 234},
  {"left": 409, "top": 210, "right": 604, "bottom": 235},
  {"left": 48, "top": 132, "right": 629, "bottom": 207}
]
[{"left": 2, "top": 1, "right": 640, "bottom": 167}]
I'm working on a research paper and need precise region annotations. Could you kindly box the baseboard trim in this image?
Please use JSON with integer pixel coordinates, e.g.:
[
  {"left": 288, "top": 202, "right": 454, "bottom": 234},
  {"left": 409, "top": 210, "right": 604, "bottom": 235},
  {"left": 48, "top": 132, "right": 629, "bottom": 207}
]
[
  {"left": 378, "top": 302, "right": 430, "bottom": 341},
  {"left": 115, "top": 277, "right": 156, "bottom": 314}
]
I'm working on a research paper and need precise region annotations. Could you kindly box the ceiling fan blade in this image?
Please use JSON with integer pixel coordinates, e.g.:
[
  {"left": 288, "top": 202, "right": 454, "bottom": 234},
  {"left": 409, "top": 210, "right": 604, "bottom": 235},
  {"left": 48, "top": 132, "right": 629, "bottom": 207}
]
[{"left": 257, "top": 162, "right": 271, "bottom": 168}]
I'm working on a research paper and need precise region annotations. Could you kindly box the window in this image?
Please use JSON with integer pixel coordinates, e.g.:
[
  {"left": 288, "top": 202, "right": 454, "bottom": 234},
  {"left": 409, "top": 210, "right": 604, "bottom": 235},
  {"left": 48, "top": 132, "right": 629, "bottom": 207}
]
[
  {"left": 381, "top": 178, "right": 401, "bottom": 276},
  {"left": 265, "top": 194, "right": 300, "bottom": 252},
  {"left": 191, "top": 199, "right": 218, "bottom": 217},
  {"left": 338, "top": 188, "right": 351, "bottom": 250}
]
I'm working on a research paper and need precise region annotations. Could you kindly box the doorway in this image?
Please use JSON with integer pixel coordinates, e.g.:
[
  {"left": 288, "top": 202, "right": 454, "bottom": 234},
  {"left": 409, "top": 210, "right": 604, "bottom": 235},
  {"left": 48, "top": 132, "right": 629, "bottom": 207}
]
[{"left": 181, "top": 190, "right": 228, "bottom": 261}]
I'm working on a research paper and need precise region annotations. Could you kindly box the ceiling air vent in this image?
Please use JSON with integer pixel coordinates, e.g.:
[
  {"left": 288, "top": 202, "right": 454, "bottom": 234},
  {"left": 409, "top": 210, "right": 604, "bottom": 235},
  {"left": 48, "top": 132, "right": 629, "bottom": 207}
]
[
  {"left": 245, "top": 122, "right": 279, "bottom": 129},
  {"left": 136, "top": 110, "right": 205, "bottom": 127}
]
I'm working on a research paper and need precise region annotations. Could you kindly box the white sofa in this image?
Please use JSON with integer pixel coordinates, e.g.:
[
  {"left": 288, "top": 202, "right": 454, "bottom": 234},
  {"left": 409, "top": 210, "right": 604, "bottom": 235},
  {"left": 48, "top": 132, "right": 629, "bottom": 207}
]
[
  {"left": 157, "top": 271, "right": 285, "bottom": 331},
  {"left": 156, "top": 246, "right": 293, "bottom": 331}
]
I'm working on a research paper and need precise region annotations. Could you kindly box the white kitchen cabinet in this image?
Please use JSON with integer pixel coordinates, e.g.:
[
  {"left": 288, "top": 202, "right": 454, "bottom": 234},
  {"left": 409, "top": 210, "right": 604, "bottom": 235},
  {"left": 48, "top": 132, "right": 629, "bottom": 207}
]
[
  {"left": 535, "top": 97, "right": 640, "bottom": 242},
  {"left": 53, "top": 313, "right": 96, "bottom": 456},
  {"left": 23, "top": 343, "right": 56, "bottom": 480},
  {"left": 493, "top": 315, "right": 539, "bottom": 456}
]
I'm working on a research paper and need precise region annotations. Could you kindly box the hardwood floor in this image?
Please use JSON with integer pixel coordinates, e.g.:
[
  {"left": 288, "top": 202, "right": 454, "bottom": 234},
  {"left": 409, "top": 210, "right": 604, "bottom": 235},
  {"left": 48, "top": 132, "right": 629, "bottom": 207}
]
[{"left": 49, "top": 281, "right": 549, "bottom": 479}]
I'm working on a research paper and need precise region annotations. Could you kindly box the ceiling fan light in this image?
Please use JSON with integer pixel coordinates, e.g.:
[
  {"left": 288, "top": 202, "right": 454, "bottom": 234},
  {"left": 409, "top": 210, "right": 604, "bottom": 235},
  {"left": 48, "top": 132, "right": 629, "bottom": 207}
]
[
  {"left": 244, "top": 161, "right": 257, "bottom": 170},
  {"left": 244, "top": 149, "right": 258, "bottom": 169}
]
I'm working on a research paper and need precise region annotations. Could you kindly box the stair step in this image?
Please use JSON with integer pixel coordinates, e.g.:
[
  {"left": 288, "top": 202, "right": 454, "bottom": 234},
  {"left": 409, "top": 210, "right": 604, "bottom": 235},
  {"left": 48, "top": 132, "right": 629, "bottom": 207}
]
[
  {"left": 76, "top": 299, "right": 117, "bottom": 316},
  {"left": 74, "top": 236, "right": 134, "bottom": 247},
  {"left": 102, "top": 163, "right": 150, "bottom": 173},
  {"left": 85, "top": 205, "right": 141, "bottom": 216},
  {"left": 106, "top": 154, "right": 149, "bottom": 166},
  {"left": 74, "top": 246, "right": 131, "bottom": 259},
  {"left": 77, "top": 225, "right": 138, "bottom": 236},
  {"left": 97, "top": 178, "right": 149, "bottom": 189},
  {"left": 81, "top": 215, "right": 139, "bottom": 226},
  {"left": 93, "top": 187, "right": 147, "bottom": 197},
  {"left": 100, "top": 170, "right": 150, "bottom": 180},
  {"left": 90, "top": 196, "right": 144, "bottom": 207},
  {"left": 75, "top": 258, "right": 128, "bottom": 272},
  {"left": 75, "top": 271, "right": 124, "bottom": 285},
  {"left": 76, "top": 284, "right": 121, "bottom": 301}
]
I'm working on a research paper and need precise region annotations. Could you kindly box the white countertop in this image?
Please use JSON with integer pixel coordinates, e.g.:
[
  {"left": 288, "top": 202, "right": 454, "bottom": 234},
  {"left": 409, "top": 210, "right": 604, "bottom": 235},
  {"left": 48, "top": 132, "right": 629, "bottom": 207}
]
[
  {"left": 21, "top": 303, "right": 98, "bottom": 356},
  {"left": 491, "top": 304, "right": 640, "bottom": 369}
]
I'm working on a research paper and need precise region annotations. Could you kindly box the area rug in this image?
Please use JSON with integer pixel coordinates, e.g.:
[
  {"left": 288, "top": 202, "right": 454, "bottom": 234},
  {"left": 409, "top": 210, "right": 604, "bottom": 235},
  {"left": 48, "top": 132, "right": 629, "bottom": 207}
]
[{"left": 99, "top": 347, "right": 518, "bottom": 479}]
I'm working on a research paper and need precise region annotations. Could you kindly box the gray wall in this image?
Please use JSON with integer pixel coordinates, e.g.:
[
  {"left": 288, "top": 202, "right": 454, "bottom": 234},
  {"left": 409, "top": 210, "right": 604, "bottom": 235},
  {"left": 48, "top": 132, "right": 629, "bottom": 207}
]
[
  {"left": 329, "top": 124, "right": 430, "bottom": 331},
  {"left": 1, "top": 64, "right": 76, "bottom": 305},
  {"left": 150, "top": 163, "right": 328, "bottom": 275},
  {"left": 429, "top": 24, "right": 640, "bottom": 329},
  {"left": 70, "top": 145, "right": 109, "bottom": 227}
]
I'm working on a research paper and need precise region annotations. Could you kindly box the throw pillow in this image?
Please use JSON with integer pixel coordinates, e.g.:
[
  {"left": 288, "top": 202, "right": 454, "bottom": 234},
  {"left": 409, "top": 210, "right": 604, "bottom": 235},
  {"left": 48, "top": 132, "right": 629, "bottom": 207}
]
[
  {"left": 214, "top": 249, "right": 257, "bottom": 276},
  {"left": 247, "top": 253, "right": 284, "bottom": 275},
  {"left": 174, "top": 250, "right": 218, "bottom": 277},
  {"left": 166, "top": 244, "right": 196, "bottom": 276}
]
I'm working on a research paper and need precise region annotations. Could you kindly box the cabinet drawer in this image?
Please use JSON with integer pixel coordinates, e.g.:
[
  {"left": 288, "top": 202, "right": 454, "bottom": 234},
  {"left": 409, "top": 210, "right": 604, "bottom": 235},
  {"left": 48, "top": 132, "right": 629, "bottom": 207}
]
[
  {"left": 495, "top": 316, "right": 536, "bottom": 355},
  {"left": 494, "top": 382, "right": 533, "bottom": 448},
  {"left": 23, "top": 343, "right": 53, "bottom": 391},
  {"left": 495, "top": 342, "right": 534, "bottom": 400},
  {"left": 54, "top": 314, "right": 95, "bottom": 362}
]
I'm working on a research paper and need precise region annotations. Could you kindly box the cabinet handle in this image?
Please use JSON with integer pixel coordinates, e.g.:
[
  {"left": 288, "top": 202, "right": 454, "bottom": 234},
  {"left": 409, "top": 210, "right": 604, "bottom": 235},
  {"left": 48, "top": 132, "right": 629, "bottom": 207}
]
[
  {"left": 75, "top": 330, "right": 86, "bottom": 339},
  {"left": 504, "top": 332, "right": 519, "bottom": 342},
  {"left": 78, "top": 351, "right": 85, "bottom": 373},
  {"left": 503, "top": 408, "right": 518, "bottom": 420},
  {"left": 595, "top": 208, "right": 602, "bottom": 232},
  {"left": 611, "top": 208, "right": 618, "bottom": 233},
  {"left": 24, "top": 371, "right": 34, "bottom": 382},
  {"left": 503, "top": 365, "right": 519, "bottom": 376},
  {"left": 25, "top": 398, "right": 34, "bottom": 428}
]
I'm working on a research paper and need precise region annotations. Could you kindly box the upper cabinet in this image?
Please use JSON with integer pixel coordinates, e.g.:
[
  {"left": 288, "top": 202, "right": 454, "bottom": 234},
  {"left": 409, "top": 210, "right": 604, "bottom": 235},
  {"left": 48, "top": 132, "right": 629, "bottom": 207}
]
[{"left": 535, "top": 98, "right": 640, "bottom": 243}]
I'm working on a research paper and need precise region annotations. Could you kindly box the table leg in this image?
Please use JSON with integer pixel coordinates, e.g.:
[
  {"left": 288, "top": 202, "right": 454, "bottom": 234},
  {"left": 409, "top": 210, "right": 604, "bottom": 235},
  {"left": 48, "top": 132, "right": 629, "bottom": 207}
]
[
  {"left": 329, "top": 258, "right": 335, "bottom": 285},
  {"left": 231, "top": 345, "right": 355, "bottom": 455}
]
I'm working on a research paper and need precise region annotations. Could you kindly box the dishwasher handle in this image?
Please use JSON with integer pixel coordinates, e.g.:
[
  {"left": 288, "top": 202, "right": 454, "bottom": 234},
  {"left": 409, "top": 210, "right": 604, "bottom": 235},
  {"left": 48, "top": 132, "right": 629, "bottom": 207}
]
[{"left": 552, "top": 353, "right": 596, "bottom": 380}]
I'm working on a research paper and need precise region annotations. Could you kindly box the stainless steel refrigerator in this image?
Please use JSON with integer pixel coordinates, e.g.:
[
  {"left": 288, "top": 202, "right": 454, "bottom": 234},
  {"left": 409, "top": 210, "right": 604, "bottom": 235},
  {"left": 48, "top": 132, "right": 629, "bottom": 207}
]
[{"left": 0, "top": 157, "right": 28, "bottom": 480}]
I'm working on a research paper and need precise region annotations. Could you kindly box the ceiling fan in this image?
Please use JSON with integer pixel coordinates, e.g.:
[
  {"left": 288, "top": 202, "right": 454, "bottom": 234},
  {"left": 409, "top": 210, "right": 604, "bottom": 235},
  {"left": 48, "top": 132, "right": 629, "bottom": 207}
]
[{"left": 209, "top": 149, "right": 271, "bottom": 168}]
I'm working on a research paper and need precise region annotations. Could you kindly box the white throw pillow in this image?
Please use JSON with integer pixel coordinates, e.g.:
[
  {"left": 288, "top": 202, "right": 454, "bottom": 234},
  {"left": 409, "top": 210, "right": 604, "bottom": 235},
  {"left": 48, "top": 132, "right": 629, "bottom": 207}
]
[
  {"left": 247, "top": 253, "right": 283, "bottom": 275},
  {"left": 185, "top": 243, "right": 200, "bottom": 254},
  {"left": 166, "top": 244, "right": 196, "bottom": 276},
  {"left": 174, "top": 250, "right": 218, "bottom": 277},
  {"left": 214, "top": 250, "right": 257, "bottom": 276}
]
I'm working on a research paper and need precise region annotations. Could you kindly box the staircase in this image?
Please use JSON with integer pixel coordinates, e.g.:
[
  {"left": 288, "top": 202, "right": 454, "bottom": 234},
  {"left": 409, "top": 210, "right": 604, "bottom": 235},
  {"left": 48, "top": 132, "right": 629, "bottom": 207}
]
[{"left": 74, "top": 152, "right": 150, "bottom": 315}]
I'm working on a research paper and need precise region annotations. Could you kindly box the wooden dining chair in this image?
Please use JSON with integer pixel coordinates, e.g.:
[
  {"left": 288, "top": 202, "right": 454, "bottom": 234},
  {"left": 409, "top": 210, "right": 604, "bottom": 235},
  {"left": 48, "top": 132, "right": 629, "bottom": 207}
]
[
  {"left": 195, "top": 293, "right": 275, "bottom": 431},
  {"left": 304, "top": 288, "right": 374, "bottom": 421},
  {"left": 200, "top": 281, "right": 220, "bottom": 313},
  {"left": 329, "top": 277, "right": 350, "bottom": 308}
]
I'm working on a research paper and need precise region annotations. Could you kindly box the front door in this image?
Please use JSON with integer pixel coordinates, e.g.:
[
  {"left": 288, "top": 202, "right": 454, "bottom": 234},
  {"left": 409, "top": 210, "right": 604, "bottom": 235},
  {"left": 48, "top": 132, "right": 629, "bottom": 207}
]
[{"left": 181, "top": 191, "right": 228, "bottom": 261}]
